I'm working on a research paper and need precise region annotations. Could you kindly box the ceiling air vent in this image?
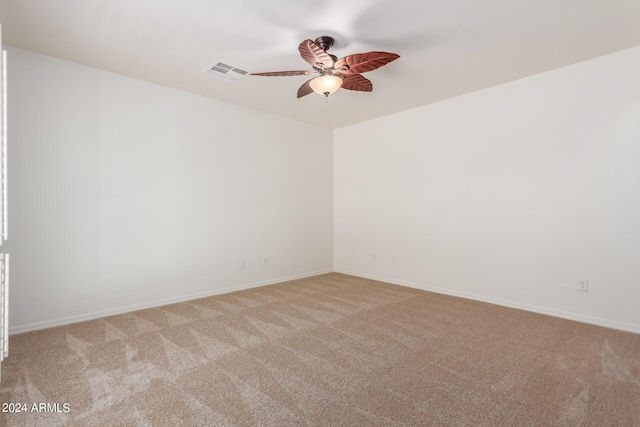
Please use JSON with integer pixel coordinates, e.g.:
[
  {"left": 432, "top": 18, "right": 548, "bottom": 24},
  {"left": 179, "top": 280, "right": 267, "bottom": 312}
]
[{"left": 205, "top": 62, "right": 248, "bottom": 82}]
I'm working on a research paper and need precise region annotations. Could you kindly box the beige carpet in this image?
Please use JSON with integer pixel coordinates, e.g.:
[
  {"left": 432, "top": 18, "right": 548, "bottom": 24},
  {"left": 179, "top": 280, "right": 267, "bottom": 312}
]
[{"left": 1, "top": 273, "right": 639, "bottom": 426}]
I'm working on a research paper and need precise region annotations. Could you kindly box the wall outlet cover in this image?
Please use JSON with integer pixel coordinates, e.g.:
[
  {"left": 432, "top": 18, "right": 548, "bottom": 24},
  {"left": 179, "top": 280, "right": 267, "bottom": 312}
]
[{"left": 578, "top": 279, "right": 588, "bottom": 292}]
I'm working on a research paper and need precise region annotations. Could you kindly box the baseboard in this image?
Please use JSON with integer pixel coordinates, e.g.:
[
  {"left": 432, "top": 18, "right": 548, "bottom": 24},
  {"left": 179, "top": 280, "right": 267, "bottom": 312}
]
[
  {"left": 10, "top": 269, "right": 334, "bottom": 335},
  {"left": 334, "top": 269, "right": 640, "bottom": 335}
]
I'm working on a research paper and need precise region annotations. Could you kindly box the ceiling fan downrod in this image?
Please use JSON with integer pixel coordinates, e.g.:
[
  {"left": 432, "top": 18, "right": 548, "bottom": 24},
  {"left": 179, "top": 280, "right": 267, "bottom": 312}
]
[{"left": 315, "top": 36, "right": 340, "bottom": 70}]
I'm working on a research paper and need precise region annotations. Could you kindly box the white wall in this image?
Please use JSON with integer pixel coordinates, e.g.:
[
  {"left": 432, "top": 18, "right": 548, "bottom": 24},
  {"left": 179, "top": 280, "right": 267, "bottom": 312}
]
[
  {"left": 7, "top": 44, "right": 640, "bottom": 335},
  {"left": 334, "top": 46, "right": 640, "bottom": 333},
  {"left": 7, "top": 47, "right": 334, "bottom": 333}
]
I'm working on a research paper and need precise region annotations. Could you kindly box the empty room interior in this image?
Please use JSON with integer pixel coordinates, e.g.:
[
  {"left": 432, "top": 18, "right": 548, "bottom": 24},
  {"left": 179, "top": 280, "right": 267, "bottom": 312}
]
[{"left": 0, "top": 0, "right": 639, "bottom": 425}]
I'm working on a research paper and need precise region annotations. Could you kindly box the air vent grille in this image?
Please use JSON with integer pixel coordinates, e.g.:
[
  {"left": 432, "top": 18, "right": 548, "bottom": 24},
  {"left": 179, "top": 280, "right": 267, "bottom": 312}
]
[{"left": 205, "top": 62, "right": 248, "bottom": 82}]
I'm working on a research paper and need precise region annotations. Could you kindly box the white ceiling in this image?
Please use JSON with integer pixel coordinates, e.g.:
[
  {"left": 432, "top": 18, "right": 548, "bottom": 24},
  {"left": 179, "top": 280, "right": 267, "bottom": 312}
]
[{"left": 1, "top": 0, "right": 640, "bottom": 129}]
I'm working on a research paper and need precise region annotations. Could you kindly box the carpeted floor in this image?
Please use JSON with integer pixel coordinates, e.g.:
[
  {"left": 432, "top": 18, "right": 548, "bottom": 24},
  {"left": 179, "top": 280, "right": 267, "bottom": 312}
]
[{"left": 1, "top": 273, "right": 639, "bottom": 426}]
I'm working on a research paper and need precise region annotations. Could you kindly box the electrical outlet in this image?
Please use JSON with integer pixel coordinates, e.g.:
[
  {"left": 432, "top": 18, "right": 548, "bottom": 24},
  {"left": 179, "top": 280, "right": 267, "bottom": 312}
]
[
  {"left": 372, "top": 254, "right": 376, "bottom": 262},
  {"left": 262, "top": 257, "right": 269, "bottom": 265},
  {"left": 577, "top": 279, "right": 588, "bottom": 292},
  {"left": 240, "top": 259, "right": 245, "bottom": 269}
]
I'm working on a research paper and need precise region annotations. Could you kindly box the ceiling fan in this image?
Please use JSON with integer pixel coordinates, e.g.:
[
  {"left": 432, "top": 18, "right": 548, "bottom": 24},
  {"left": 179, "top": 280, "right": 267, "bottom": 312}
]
[{"left": 251, "top": 36, "right": 400, "bottom": 99}]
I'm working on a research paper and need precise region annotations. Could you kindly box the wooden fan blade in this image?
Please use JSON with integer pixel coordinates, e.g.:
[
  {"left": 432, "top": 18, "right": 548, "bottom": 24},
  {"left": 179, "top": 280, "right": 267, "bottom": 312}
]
[
  {"left": 297, "top": 79, "right": 314, "bottom": 98},
  {"left": 298, "top": 39, "right": 334, "bottom": 69},
  {"left": 340, "top": 73, "right": 373, "bottom": 92},
  {"left": 251, "top": 70, "right": 315, "bottom": 76},
  {"left": 335, "top": 52, "right": 400, "bottom": 74}
]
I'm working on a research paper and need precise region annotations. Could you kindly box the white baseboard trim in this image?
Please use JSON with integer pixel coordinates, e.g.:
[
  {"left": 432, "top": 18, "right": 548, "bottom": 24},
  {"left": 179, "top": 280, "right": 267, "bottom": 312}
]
[
  {"left": 10, "top": 269, "right": 334, "bottom": 335},
  {"left": 334, "top": 269, "right": 640, "bottom": 335}
]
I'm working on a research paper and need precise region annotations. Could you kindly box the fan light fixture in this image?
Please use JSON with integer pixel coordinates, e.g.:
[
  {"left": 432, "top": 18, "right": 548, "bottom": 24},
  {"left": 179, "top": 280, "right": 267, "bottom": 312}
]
[
  {"left": 309, "top": 71, "right": 343, "bottom": 98},
  {"left": 250, "top": 36, "right": 400, "bottom": 101}
]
